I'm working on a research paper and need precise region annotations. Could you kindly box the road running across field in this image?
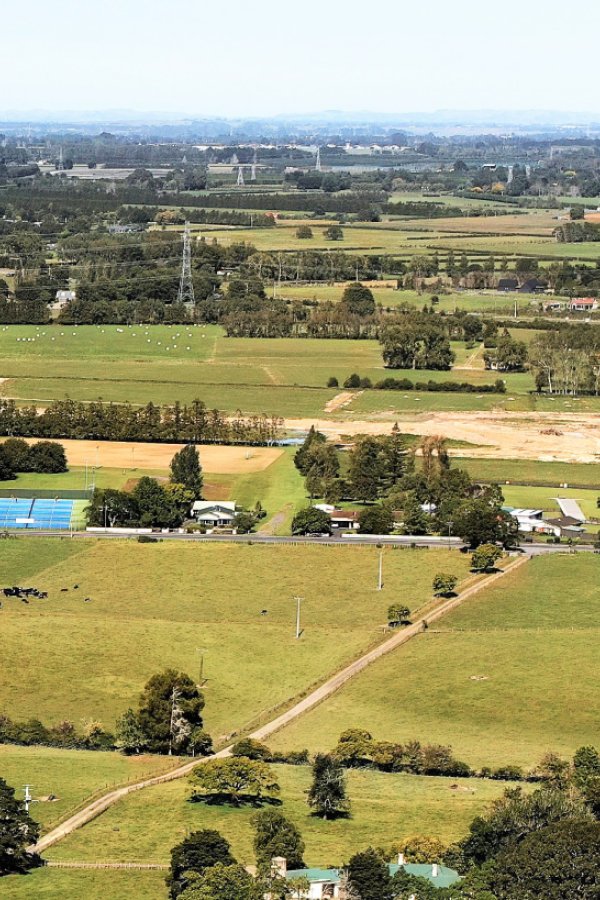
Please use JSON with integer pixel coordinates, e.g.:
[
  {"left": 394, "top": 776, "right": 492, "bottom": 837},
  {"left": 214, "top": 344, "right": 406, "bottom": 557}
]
[{"left": 32, "top": 555, "right": 528, "bottom": 856}]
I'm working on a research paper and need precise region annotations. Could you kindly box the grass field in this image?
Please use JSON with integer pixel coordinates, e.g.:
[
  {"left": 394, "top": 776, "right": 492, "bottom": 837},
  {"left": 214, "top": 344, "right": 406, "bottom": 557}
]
[
  {"left": 268, "top": 554, "right": 600, "bottom": 769},
  {"left": 0, "top": 539, "right": 471, "bottom": 739},
  {"left": 1, "top": 869, "right": 167, "bottom": 900},
  {"left": 46, "top": 764, "right": 518, "bottom": 866},
  {"left": 501, "top": 484, "right": 599, "bottom": 520},
  {"left": 1, "top": 324, "right": 556, "bottom": 416},
  {"left": 455, "top": 457, "right": 600, "bottom": 489},
  {"left": 276, "top": 283, "right": 538, "bottom": 314},
  {"left": 0, "top": 745, "right": 180, "bottom": 831}
]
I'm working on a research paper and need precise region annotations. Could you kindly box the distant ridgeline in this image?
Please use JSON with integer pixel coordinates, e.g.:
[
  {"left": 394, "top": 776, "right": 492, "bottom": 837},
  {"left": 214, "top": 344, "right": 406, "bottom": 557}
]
[{"left": 0, "top": 399, "right": 283, "bottom": 445}]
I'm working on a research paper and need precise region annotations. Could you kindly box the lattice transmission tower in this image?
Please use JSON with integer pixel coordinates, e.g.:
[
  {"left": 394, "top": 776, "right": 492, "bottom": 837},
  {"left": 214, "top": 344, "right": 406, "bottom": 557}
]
[
  {"left": 177, "top": 222, "right": 195, "bottom": 306},
  {"left": 237, "top": 166, "right": 245, "bottom": 186}
]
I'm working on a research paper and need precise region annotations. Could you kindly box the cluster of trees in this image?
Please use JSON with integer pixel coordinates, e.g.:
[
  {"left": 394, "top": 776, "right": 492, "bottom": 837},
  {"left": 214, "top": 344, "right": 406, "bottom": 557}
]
[
  {"left": 338, "top": 373, "right": 506, "bottom": 393},
  {"left": 529, "top": 327, "right": 600, "bottom": 395},
  {"left": 116, "top": 669, "right": 211, "bottom": 757},
  {"left": 293, "top": 429, "right": 517, "bottom": 548},
  {"left": 87, "top": 445, "right": 201, "bottom": 529},
  {"left": 0, "top": 713, "right": 115, "bottom": 751},
  {"left": 0, "top": 438, "right": 67, "bottom": 481},
  {"left": 380, "top": 318, "right": 455, "bottom": 370},
  {"left": 483, "top": 329, "right": 528, "bottom": 372},
  {"left": 554, "top": 220, "right": 600, "bottom": 243},
  {"left": 0, "top": 399, "right": 282, "bottom": 445},
  {"left": 332, "top": 729, "right": 471, "bottom": 778}
]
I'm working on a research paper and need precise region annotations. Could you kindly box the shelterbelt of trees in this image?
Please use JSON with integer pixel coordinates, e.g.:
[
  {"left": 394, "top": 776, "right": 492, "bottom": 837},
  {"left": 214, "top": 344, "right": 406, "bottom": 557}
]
[{"left": 0, "top": 399, "right": 282, "bottom": 445}]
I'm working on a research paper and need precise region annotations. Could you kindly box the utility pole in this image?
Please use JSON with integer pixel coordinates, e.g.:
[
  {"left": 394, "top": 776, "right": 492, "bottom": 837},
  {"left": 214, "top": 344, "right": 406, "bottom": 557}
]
[
  {"left": 196, "top": 647, "right": 207, "bottom": 685},
  {"left": 293, "top": 596, "right": 304, "bottom": 639},
  {"left": 177, "top": 222, "right": 195, "bottom": 307},
  {"left": 377, "top": 549, "right": 383, "bottom": 591},
  {"left": 447, "top": 520, "right": 454, "bottom": 549},
  {"left": 168, "top": 686, "right": 180, "bottom": 756}
]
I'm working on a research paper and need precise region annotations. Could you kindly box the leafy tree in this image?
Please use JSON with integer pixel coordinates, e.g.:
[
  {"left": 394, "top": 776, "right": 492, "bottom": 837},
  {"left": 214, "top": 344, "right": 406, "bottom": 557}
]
[
  {"left": 233, "top": 511, "right": 258, "bottom": 534},
  {"left": 307, "top": 754, "right": 350, "bottom": 819},
  {"left": 492, "top": 819, "right": 600, "bottom": 899},
  {"left": 190, "top": 757, "right": 280, "bottom": 806},
  {"left": 387, "top": 604, "right": 410, "bottom": 626},
  {"left": 340, "top": 283, "right": 375, "bottom": 317},
  {"left": 401, "top": 492, "right": 429, "bottom": 535},
  {"left": 358, "top": 504, "right": 394, "bottom": 535},
  {"left": 170, "top": 444, "right": 203, "bottom": 496},
  {"left": 344, "top": 373, "right": 362, "bottom": 389},
  {"left": 0, "top": 777, "right": 40, "bottom": 875},
  {"left": 132, "top": 476, "right": 183, "bottom": 528},
  {"left": 137, "top": 669, "right": 208, "bottom": 755},
  {"left": 396, "top": 834, "right": 448, "bottom": 863},
  {"left": 295, "top": 225, "right": 313, "bottom": 239},
  {"left": 86, "top": 487, "right": 139, "bottom": 528},
  {"left": 333, "top": 728, "right": 374, "bottom": 768},
  {"left": 458, "top": 786, "right": 591, "bottom": 867},
  {"left": 453, "top": 500, "right": 517, "bottom": 549},
  {"left": 168, "top": 830, "right": 236, "bottom": 899},
  {"left": 324, "top": 224, "right": 344, "bottom": 241},
  {"left": 432, "top": 573, "right": 458, "bottom": 597},
  {"left": 0, "top": 446, "right": 15, "bottom": 481},
  {"left": 27, "top": 440, "right": 67, "bottom": 473},
  {"left": 349, "top": 437, "right": 385, "bottom": 502},
  {"left": 471, "top": 544, "right": 503, "bottom": 573},
  {"left": 294, "top": 426, "right": 327, "bottom": 475},
  {"left": 115, "top": 708, "right": 147, "bottom": 754},
  {"left": 347, "top": 847, "right": 392, "bottom": 900},
  {"left": 573, "top": 746, "right": 600, "bottom": 791},
  {"left": 0, "top": 438, "right": 31, "bottom": 471},
  {"left": 231, "top": 739, "right": 272, "bottom": 760},
  {"left": 291, "top": 507, "right": 331, "bottom": 535},
  {"left": 178, "top": 863, "right": 259, "bottom": 900},
  {"left": 252, "top": 809, "right": 305, "bottom": 871},
  {"left": 327, "top": 376, "right": 339, "bottom": 387}
]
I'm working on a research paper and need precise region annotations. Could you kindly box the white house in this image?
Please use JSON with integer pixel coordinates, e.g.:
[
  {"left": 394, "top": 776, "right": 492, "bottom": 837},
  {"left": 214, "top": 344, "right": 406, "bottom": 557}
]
[
  {"left": 506, "top": 508, "right": 560, "bottom": 537},
  {"left": 569, "top": 297, "right": 598, "bottom": 312},
  {"left": 53, "top": 289, "right": 76, "bottom": 308},
  {"left": 190, "top": 501, "right": 237, "bottom": 527}
]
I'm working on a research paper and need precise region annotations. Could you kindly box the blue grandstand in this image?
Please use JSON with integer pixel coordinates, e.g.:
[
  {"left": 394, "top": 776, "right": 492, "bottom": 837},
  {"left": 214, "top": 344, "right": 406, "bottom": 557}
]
[{"left": 0, "top": 497, "right": 76, "bottom": 529}]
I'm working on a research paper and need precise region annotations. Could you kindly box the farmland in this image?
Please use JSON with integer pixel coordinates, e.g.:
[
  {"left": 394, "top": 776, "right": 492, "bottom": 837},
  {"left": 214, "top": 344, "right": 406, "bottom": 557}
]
[
  {"left": 45, "top": 764, "right": 519, "bottom": 866},
  {"left": 0, "top": 539, "right": 471, "bottom": 736},
  {"left": 268, "top": 554, "right": 600, "bottom": 769}
]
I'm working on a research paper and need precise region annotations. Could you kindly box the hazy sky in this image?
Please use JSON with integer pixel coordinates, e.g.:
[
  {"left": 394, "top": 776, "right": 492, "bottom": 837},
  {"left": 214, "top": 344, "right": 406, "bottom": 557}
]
[{"left": 4, "top": 0, "right": 599, "bottom": 117}]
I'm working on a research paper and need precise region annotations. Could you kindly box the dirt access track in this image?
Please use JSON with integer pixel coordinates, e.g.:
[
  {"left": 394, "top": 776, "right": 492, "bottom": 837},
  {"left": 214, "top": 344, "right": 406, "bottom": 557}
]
[
  {"left": 285, "top": 410, "right": 600, "bottom": 463},
  {"left": 0, "top": 438, "right": 283, "bottom": 474}
]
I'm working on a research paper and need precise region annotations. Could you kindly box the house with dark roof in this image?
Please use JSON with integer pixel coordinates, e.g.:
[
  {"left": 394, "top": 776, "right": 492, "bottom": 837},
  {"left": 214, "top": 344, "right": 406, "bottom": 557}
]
[
  {"left": 518, "top": 278, "right": 548, "bottom": 294},
  {"left": 497, "top": 278, "right": 518, "bottom": 292}
]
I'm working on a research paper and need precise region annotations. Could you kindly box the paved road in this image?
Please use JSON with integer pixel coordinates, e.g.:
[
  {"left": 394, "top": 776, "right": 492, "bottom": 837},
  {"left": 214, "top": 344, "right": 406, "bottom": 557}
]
[
  {"left": 31, "top": 555, "right": 527, "bottom": 856},
  {"left": 8, "top": 528, "right": 597, "bottom": 554}
]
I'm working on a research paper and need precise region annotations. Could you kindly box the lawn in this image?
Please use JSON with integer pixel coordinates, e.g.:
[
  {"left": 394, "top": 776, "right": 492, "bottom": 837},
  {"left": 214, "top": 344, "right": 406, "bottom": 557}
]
[
  {"left": 0, "top": 540, "right": 471, "bottom": 741},
  {"left": 46, "top": 764, "right": 518, "bottom": 866},
  {"left": 1, "top": 869, "right": 167, "bottom": 900},
  {"left": 268, "top": 554, "right": 600, "bottom": 769}
]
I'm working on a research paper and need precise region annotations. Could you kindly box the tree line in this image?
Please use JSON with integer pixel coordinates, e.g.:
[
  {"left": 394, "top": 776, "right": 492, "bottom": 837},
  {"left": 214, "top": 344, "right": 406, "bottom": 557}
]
[{"left": 0, "top": 399, "right": 282, "bottom": 445}]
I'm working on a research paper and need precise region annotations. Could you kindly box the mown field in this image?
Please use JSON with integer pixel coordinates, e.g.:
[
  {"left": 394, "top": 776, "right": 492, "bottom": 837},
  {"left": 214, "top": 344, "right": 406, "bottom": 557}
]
[
  {"left": 268, "top": 554, "right": 600, "bottom": 769},
  {"left": 0, "top": 539, "right": 471, "bottom": 739},
  {"left": 0, "top": 323, "right": 550, "bottom": 416},
  {"left": 46, "top": 764, "right": 517, "bottom": 866},
  {"left": 455, "top": 457, "right": 600, "bottom": 489}
]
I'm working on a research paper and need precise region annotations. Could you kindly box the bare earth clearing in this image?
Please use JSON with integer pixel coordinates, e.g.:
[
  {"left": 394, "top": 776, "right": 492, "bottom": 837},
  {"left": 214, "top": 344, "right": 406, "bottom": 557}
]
[
  {"left": 285, "top": 410, "right": 600, "bottom": 462},
  {"left": 0, "top": 438, "right": 283, "bottom": 473}
]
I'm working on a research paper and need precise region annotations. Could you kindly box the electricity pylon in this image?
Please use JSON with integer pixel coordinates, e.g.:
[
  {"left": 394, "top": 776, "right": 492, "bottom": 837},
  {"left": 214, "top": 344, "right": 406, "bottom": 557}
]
[
  {"left": 177, "top": 222, "right": 195, "bottom": 306},
  {"left": 237, "top": 166, "right": 245, "bottom": 186}
]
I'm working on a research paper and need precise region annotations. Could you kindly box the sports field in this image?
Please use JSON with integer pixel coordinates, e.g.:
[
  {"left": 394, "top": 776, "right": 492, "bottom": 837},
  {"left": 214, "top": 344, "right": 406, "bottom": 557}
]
[
  {"left": 0, "top": 539, "right": 471, "bottom": 739},
  {"left": 45, "top": 764, "right": 518, "bottom": 866},
  {"left": 268, "top": 554, "right": 600, "bottom": 769}
]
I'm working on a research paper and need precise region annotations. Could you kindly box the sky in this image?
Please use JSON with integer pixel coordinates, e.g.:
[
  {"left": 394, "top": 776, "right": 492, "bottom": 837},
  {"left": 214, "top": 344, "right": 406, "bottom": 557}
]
[{"left": 3, "top": 0, "right": 600, "bottom": 118}]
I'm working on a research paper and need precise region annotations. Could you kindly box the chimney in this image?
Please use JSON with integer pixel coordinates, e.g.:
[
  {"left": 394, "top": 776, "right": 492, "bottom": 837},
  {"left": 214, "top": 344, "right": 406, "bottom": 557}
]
[
  {"left": 397, "top": 852, "right": 405, "bottom": 866},
  {"left": 432, "top": 863, "right": 439, "bottom": 878},
  {"left": 271, "top": 857, "right": 287, "bottom": 878}
]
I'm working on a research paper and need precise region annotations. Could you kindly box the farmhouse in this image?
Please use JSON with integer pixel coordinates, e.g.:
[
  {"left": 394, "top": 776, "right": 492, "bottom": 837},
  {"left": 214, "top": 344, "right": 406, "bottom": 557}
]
[
  {"left": 190, "top": 500, "right": 237, "bottom": 527},
  {"left": 53, "top": 289, "right": 76, "bottom": 308},
  {"left": 278, "top": 856, "right": 460, "bottom": 898},
  {"left": 569, "top": 297, "right": 598, "bottom": 312},
  {"left": 314, "top": 504, "right": 360, "bottom": 530}
]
